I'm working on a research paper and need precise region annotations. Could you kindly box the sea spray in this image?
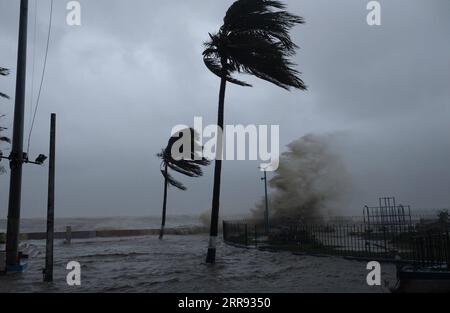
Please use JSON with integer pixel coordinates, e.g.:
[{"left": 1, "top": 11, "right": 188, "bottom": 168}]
[{"left": 252, "top": 134, "right": 352, "bottom": 223}]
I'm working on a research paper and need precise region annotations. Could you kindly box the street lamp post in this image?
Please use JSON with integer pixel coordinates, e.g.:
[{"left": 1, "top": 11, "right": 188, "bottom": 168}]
[
  {"left": 5, "top": 0, "right": 29, "bottom": 269},
  {"left": 260, "top": 168, "right": 270, "bottom": 234},
  {"left": 2, "top": 0, "right": 49, "bottom": 271}
]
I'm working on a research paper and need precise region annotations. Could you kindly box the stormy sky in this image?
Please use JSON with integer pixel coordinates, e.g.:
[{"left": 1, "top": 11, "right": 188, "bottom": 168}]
[{"left": 0, "top": 0, "right": 449, "bottom": 219}]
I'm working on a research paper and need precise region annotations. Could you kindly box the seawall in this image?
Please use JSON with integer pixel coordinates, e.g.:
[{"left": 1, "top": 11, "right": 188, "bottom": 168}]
[{"left": 0, "top": 226, "right": 208, "bottom": 243}]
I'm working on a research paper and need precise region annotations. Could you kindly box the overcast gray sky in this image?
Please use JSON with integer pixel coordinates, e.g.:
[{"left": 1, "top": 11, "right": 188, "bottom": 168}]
[{"left": 0, "top": 0, "right": 449, "bottom": 218}]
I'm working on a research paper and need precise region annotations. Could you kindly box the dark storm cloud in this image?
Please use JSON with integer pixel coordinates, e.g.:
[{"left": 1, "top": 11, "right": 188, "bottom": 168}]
[{"left": 0, "top": 0, "right": 449, "bottom": 219}]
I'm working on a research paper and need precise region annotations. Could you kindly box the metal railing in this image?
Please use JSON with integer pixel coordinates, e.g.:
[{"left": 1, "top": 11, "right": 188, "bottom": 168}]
[{"left": 223, "top": 220, "right": 450, "bottom": 270}]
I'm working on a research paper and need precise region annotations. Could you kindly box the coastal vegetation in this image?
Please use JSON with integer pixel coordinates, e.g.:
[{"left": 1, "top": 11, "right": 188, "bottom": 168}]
[
  {"left": 203, "top": 0, "right": 307, "bottom": 263},
  {"left": 157, "top": 128, "right": 209, "bottom": 239}
]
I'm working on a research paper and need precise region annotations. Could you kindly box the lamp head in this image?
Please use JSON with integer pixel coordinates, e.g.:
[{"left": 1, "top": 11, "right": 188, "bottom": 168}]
[{"left": 35, "top": 154, "right": 47, "bottom": 165}]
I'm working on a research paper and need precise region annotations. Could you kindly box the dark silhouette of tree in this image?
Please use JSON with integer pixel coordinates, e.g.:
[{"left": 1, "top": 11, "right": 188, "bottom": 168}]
[
  {"left": 0, "top": 67, "right": 11, "bottom": 174},
  {"left": 203, "top": 0, "right": 307, "bottom": 263},
  {"left": 157, "top": 128, "right": 210, "bottom": 239}
]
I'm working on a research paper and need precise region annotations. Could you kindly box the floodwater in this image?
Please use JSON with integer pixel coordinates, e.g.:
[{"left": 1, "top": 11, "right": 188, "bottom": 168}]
[{"left": 0, "top": 234, "right": 397, "bottom": 293}]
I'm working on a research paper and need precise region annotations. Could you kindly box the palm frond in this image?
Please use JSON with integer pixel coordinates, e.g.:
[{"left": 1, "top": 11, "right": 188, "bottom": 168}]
[
  {"left": 0, "top": 67, "right": 9, "bottom": 76},
  {"left": 0, "top": 69, "right": 10, "bottom": 159},
  {"left": 0, "top": 114, "right": 9, "bottom": 144},
  {"left": 203, "top": 54, "right": 252, "bottom": 87},
  {"left": 157, "top": 128, "right": 210, "bottom": 191},
  {"left": 161, "top": 169, "right": 186, "bottom": 190},
  {"left": 203, "top": 0, "right": 306, "bottom": 91},
  {"left": 0, "top": 136, "right": 11, "bottom": 143},
  {"left": 224, "top": 1, "right": 303, "bottom": 50},
  {"left": 1, "top": 67, "right": 9, "bottom": 99},
  {"left": 168, "top": 161, "right": 203, "bottom": 178}
]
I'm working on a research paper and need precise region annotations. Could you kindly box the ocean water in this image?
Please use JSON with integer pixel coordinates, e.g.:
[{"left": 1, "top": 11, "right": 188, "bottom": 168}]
[
  {"left": 0, "top": 235, "right": 397, "bottom": 293},
  {"left": 0, "top": 215, "right": 204, "bottom": 233}
]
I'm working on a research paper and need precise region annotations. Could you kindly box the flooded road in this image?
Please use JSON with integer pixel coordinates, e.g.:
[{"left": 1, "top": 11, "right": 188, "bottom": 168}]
[{"left": 0, "top": 234, "right": 396, "bottom": 293}]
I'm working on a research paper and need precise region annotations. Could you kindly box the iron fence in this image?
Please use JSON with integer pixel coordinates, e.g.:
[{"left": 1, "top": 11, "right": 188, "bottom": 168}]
[{"left": 223, "top": 220, "right": 450, "bottom": 270}]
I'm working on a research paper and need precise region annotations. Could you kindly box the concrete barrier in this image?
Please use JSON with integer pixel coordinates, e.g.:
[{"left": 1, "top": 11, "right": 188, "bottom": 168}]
[
  {"left": 10, "top": 227, "right": 208, "bottom": 242},
  {"left": 65, "top": 226, "right": 72, "bottom": 244},
  {"left": 96, "top": 229, "right": 159, "bottom": 238}
]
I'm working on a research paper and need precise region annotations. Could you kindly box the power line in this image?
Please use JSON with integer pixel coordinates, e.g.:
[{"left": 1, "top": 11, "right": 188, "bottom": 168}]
[
  {"left": 27, "top": 0, "right": 53, "bottom": 154},
  {"left": 28, "top": 0, "right": 38, "bottom": 137}
]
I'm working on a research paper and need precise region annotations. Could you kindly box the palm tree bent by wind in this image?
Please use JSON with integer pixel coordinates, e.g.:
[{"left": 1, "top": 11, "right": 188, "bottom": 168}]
[
  {"left": 203, "top": 0, "right": 307, "bottom": 264},
  {"left": 157, "top": 128, "right": 210, "bottom": 240}
]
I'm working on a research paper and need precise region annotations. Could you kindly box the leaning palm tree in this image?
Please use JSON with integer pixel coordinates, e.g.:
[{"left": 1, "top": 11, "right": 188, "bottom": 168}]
[
  {"left": 157, "top": 128, "right": 210, "bottom": 239},
  {"left": 203, "top": 0, "right": 307, "bottom": 263}
]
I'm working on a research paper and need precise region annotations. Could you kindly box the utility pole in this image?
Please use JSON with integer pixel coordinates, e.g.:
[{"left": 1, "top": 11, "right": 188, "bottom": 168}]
[
  {"left": 261, "top": 169, "right": 270, "bottom": 234},
  {"left": 44, "top": 114, "right": 56, "bottom": 282},
  {"left": 2, "top": 0, "right": 47, "bottom": 270},
  {"left": 6, "top": 0, "right": 29, "bottom": 268}
]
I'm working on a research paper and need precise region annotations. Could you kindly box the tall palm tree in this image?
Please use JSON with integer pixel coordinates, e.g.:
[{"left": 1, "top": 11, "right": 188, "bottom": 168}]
[
  {"left": 203, "top": 0, "right": 307, "bottom": 263},
  {"left": 157, "top": 128, "right": 210, "bottom": 239}
]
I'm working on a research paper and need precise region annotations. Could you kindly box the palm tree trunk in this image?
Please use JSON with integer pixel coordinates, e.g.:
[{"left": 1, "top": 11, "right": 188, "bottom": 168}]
[
  {"left": 159, "top": 164, "right": 169, "bottom": 240},
  {"left": 206, "top": 70, "right": 227, "bottom": 264}
]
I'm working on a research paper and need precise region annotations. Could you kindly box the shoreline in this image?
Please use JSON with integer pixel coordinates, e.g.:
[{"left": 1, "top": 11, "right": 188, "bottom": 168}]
[{"left": 0, "top": 226, "right": 209, "bottom": 243}]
